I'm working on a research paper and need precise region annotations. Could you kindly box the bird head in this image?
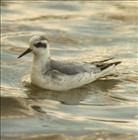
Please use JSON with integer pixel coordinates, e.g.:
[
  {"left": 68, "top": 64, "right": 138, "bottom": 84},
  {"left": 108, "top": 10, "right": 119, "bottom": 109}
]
[{"left": 18, "top": 35, "right": 50, "bottom": 58}]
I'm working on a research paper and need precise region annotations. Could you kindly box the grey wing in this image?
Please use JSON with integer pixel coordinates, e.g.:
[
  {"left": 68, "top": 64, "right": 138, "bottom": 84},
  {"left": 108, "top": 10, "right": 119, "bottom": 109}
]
[
  {"left": 50, "top": 59, "right": 94, "bottom": 75},
  {"left": 50, "top": 58, "right": 121, "bottom": 76}
]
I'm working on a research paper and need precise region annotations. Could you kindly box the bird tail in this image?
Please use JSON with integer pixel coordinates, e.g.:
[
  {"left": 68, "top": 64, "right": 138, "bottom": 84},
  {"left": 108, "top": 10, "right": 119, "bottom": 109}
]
[{"left": 97, "top": 61, "right": 121, "bottom": 71}]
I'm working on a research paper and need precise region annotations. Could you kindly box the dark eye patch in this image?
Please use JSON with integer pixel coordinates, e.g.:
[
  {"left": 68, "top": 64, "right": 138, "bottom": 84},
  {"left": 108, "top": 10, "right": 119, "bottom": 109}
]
[{"left": 34, "top": 42, "right": 47, "bottom": 48}]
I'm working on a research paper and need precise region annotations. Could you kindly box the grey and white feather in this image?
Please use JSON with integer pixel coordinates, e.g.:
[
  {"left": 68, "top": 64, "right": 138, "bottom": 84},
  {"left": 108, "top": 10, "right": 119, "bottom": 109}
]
[{"left": 18, "top": 35, "right": 121, "bottom": 91}]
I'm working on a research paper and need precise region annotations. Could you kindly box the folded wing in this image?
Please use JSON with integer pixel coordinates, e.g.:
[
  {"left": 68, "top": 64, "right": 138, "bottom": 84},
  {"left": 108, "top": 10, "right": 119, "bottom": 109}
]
[{"left": 50, "top": 58, "right": 121, "bottom": 76}]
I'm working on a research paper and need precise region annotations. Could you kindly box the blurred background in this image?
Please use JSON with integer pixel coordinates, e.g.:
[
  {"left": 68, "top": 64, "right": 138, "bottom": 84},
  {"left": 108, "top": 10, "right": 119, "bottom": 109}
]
[{"left": 1, "top": 1, "right": 138, "bottom": 140}]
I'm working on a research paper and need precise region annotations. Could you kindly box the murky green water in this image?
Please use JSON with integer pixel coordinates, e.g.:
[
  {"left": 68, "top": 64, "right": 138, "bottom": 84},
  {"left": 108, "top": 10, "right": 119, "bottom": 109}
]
[{"left": 1, "top": 1, "right": 138, "bottom": 140}]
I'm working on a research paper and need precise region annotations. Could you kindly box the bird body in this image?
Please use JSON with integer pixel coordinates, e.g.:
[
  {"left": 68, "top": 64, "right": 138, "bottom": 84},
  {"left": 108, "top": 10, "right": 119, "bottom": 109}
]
[{"left": 18, "top": 35, "right": 121, "bottom": 91}]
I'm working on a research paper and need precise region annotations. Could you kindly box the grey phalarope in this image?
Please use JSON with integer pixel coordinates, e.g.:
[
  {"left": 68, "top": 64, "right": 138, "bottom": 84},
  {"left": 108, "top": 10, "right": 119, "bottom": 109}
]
[{"left": 18, "top": 35, "right": 121, "bottom": 91}]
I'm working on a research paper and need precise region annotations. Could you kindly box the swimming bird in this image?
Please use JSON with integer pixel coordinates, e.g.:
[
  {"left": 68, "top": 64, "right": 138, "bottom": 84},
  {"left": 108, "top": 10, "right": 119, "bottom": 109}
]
[{"left": 18, "top": 35, "right": 121, "bottom": 91}]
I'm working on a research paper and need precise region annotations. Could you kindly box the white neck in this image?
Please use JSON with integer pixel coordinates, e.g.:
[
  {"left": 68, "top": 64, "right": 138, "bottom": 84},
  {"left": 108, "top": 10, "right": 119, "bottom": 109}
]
[
  {"left": 32, "top": 50, "right": 51, "bottom": 76},
  {"left": 33, "top": 53, "right": 50, "bottom": 65}
]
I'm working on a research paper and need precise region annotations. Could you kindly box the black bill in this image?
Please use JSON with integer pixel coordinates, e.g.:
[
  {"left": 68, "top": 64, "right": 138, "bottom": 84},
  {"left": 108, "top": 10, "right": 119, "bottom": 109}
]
[{"left": 17, "top": 48, "right": 32, "bottom": 58}]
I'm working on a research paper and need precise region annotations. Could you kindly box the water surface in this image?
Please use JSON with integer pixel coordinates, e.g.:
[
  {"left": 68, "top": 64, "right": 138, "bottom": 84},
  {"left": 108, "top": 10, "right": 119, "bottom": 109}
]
[{"left": 1, "top": 1, "right": 138, "bottom": 140}]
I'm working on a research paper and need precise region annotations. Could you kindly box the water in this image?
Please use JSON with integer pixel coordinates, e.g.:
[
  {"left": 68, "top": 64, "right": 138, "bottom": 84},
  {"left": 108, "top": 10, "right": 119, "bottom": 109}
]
[{"left": 1, "top": 1, "right": 138, "bottom": 140}]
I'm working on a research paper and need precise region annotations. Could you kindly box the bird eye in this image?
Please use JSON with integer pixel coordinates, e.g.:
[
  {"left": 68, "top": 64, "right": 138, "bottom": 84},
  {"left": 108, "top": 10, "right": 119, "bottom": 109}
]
[{"left": 34, "top": 42, "right": 47, "bottom": 48}]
